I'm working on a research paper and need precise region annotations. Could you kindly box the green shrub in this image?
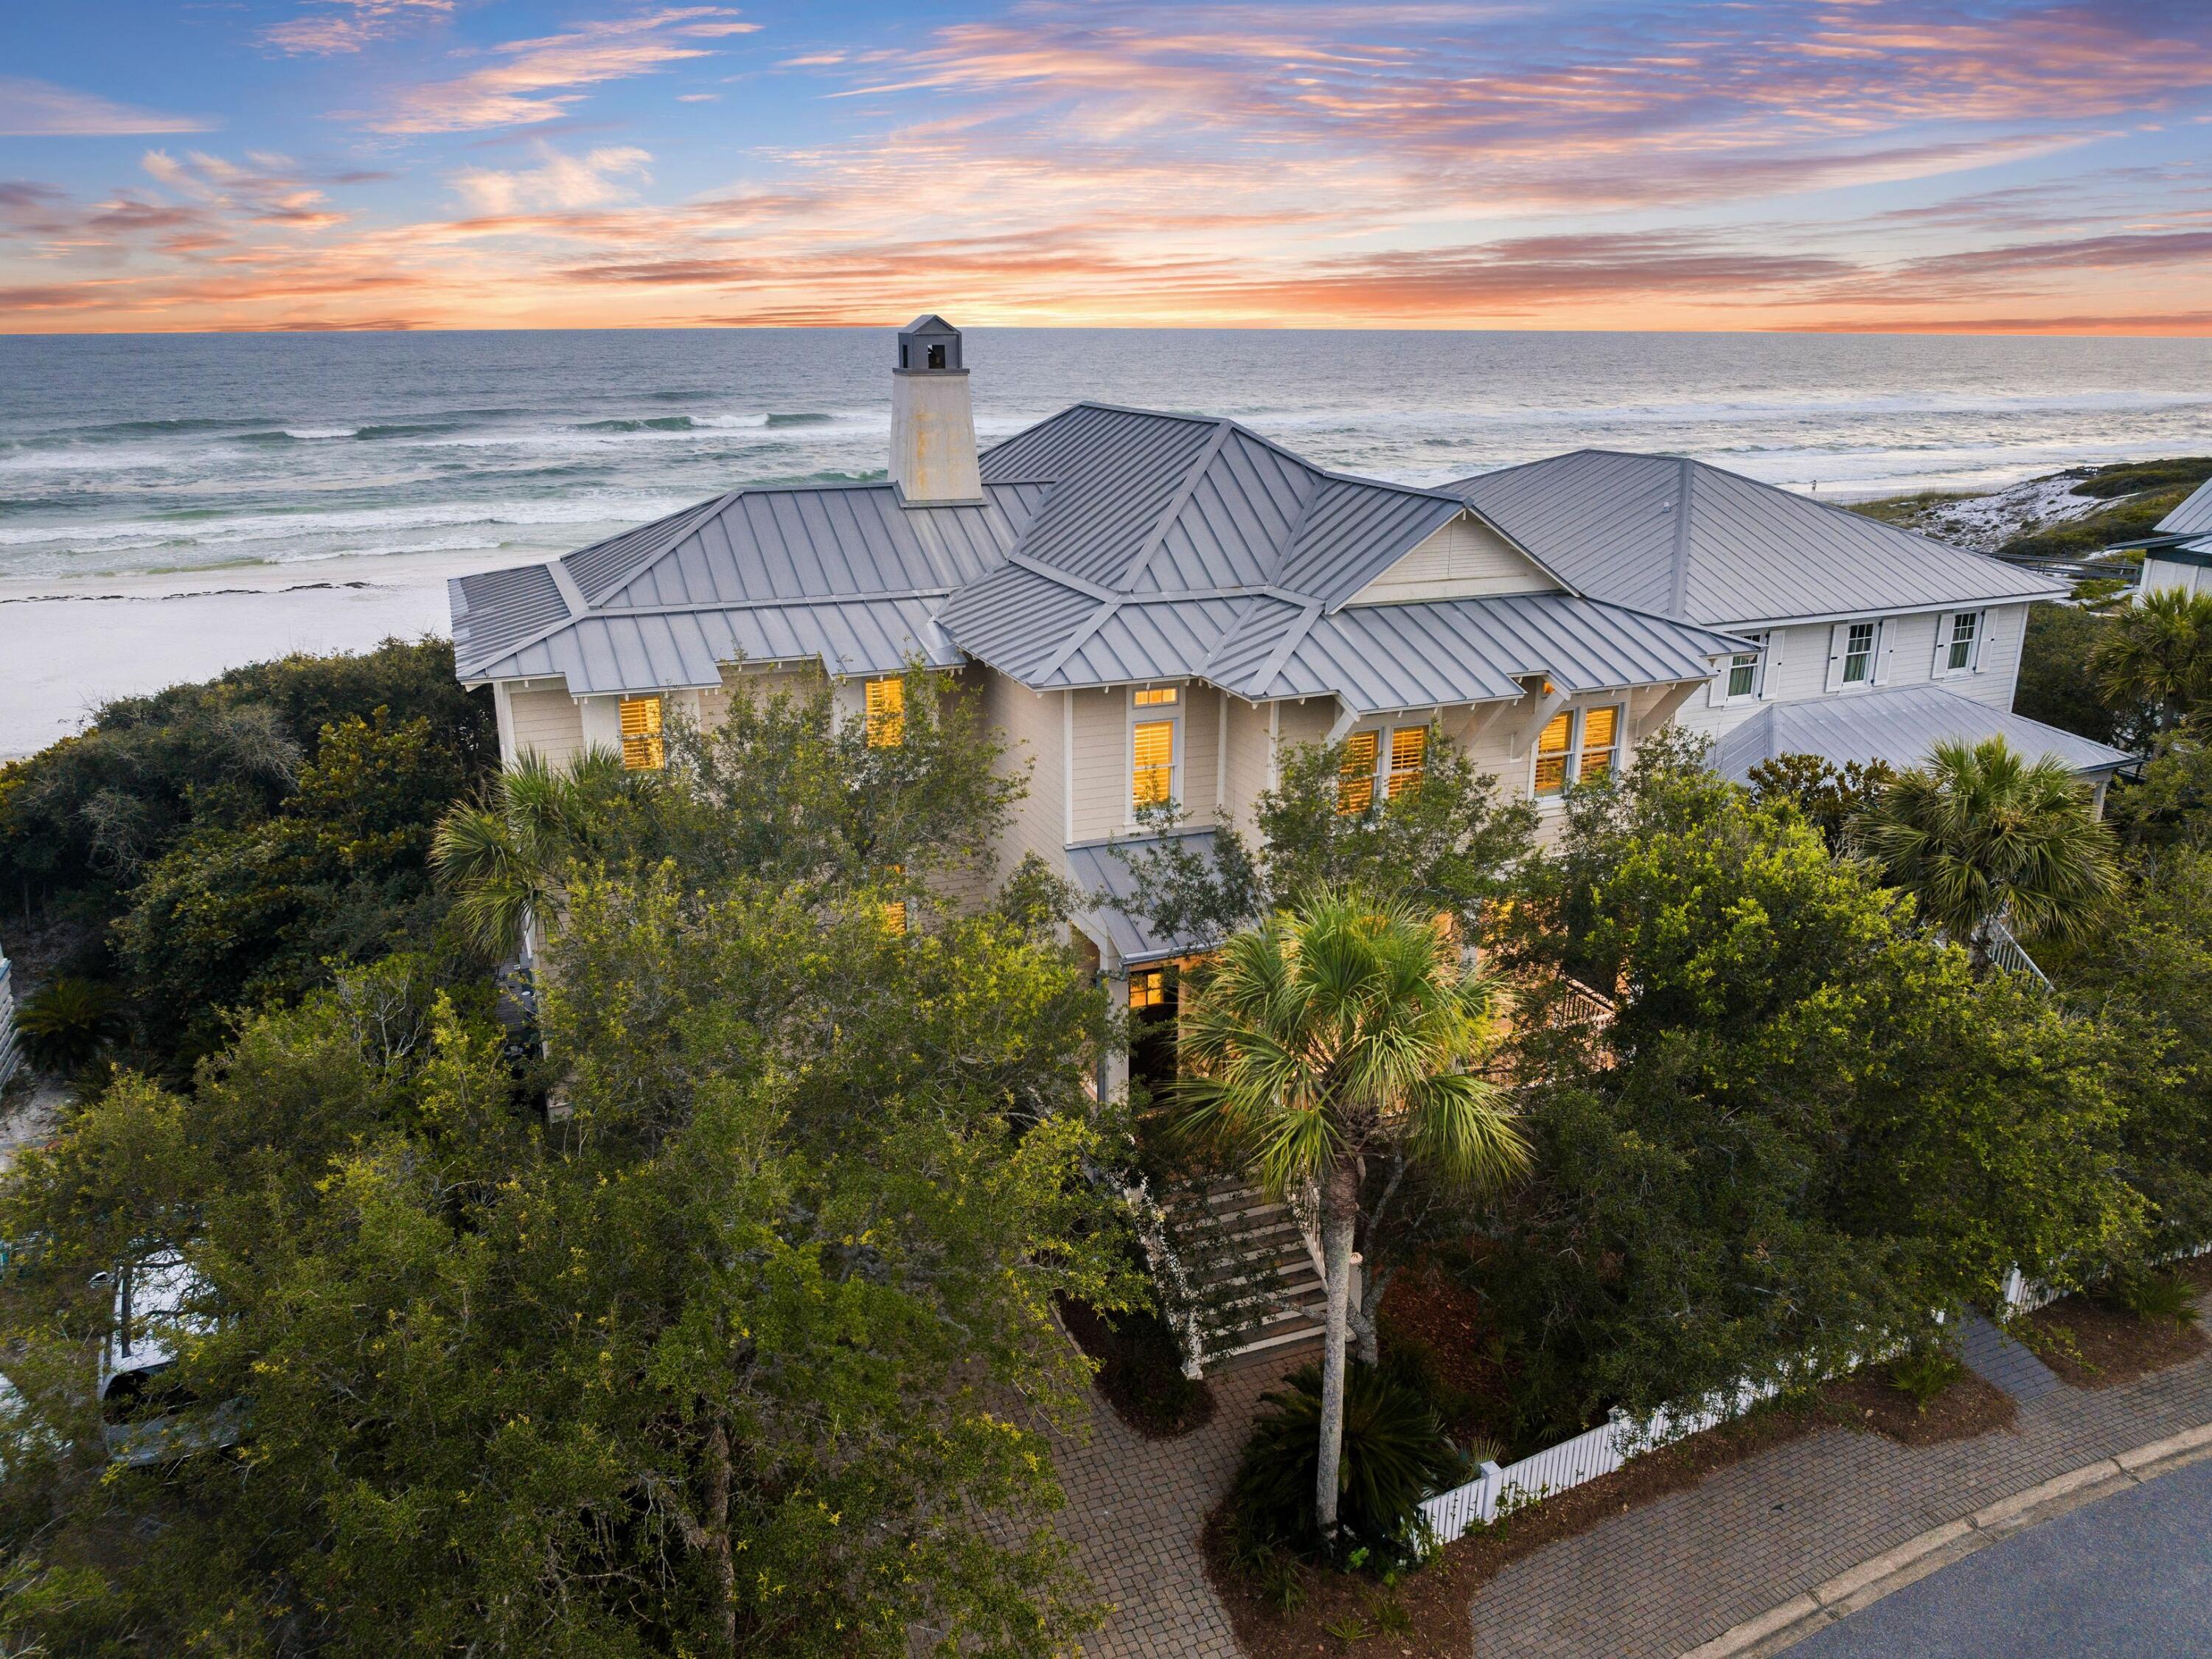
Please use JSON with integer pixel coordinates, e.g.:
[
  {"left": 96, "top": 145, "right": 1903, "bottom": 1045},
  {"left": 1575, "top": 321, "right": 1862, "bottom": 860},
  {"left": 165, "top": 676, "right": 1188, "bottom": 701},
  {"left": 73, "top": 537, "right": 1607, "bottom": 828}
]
[
  {"left": 1885, "top": 1343, "right": 1964, "bottom": 1408},
  {"left": 15, "top": 979, "right": 125, "bottom": 1073},
  {"left": 1060, "top": 1297, "right": 1214, "bottom": 1437},
  {"left": 2103, "top": 1267, "right": 2202, "bottom": 1330},
  {"left": 1230, "top": 1362, "right": 1467, "bottom": 1563}
]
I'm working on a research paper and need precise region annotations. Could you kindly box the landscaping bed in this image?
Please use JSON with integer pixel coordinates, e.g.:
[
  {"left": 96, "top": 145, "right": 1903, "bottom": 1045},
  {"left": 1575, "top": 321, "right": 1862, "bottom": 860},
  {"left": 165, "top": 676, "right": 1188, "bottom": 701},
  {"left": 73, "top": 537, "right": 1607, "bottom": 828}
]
[
  {"left": 1203, "top": 1366, "right": 2009, "bottom": 1658},
  {"left": 2025, "top": 1291, "right": 2206, "bottom": 1390},
  {"left": 1057, "top": 1296, "right": 1217, "bottom": 1439}
]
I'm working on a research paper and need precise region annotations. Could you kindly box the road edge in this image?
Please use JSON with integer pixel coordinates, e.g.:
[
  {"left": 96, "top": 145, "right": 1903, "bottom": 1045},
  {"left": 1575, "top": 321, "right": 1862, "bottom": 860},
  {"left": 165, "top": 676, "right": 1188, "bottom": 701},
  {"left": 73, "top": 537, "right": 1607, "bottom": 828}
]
[{"left": 1677, "top": 1421, "right": 2212, "bottom": 1658}]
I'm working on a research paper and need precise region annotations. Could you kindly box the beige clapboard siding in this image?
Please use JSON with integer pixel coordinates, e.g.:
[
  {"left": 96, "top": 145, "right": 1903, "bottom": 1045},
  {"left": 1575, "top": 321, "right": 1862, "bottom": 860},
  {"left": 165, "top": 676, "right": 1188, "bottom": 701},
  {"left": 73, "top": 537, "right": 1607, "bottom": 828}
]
[
  {"left": 1220, "top": 696, "right": 1273, "bottom": 832},
  {"left": 1180, "top": 683, "right": 1222, "bottom": 824},
  {"left": 1348, "top": 512, "right": 1555, "bottom": 604},
  {"left": 508, "top": 688, "right": 585, "bottom": 765},
  {"left": 1068, "top": 686, "right": 1130, "bottom": 843},
  {"left": 981, "top": 669, "right": 1068, "bottom": 877}
]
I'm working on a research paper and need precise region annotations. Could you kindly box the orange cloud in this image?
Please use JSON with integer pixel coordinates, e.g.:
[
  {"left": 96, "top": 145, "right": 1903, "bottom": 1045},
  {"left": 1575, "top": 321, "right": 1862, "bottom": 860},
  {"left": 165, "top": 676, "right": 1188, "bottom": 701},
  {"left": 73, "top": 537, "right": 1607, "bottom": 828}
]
[{"left": 371, "top": 7, "right": 759, "bottom": 133}]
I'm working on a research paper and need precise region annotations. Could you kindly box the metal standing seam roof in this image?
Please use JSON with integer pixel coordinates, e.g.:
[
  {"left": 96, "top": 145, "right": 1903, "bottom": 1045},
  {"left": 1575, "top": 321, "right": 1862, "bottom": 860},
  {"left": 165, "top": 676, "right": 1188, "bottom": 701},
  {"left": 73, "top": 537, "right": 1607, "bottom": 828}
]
[
  {"left": 1709, "top": 683, "right": 2135, "bottom": 782},
  {"left": 1448, "top": 450, "right": 2065, "bottom": 627},
  {"left": 2159, "top": 477, "right": 2212, "bottom": 538},
  {"left": 1064, "top": 831, "right": 1217, "bottom": 966}
]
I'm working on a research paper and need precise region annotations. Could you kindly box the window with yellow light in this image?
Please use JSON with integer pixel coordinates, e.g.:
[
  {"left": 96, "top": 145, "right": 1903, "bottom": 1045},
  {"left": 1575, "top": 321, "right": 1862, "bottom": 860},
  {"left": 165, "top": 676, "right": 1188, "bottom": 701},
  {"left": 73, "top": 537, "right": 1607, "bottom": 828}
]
[
  {"left": 1533, "top": 710, "right": 1573, "bottom": 796},
  {"left": 1388, "top": 725, "right": 1427, "bottom": 798},
  {"left": 1132, "top": 719, "right": 1175, "bottom": 809},
  {"left": 619, "top": 694, "right": 665, "bottom": 770},
  {"left": 864, "top": 677, "right": 905, "bottom": 747},
  {"left": 1337, "top": 729, "right": 1378, "bottom": 814}
]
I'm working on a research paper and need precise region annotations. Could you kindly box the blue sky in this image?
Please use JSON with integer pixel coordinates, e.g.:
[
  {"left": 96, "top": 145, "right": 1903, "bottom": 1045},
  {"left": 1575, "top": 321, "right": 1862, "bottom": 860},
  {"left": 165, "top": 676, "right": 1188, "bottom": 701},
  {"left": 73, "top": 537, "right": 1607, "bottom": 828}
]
[{"left": 3, "top": 0, "right": 2210, "bottom": 332}]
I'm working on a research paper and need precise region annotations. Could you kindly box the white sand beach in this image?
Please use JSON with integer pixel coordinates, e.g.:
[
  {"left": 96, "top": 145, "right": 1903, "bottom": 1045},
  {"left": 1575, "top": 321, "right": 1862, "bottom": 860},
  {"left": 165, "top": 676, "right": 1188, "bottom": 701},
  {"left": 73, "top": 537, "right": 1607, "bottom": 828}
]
[{"left": 0, "top": 552, "right": 479, "bottom": 759}]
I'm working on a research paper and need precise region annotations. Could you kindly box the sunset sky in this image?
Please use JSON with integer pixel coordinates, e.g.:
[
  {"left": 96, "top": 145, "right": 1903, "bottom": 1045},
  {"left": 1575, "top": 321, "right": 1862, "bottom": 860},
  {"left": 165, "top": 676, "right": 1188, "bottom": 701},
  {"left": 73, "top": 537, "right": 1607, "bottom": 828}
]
[{"left": 3, "top": 0, "right": 2209, "bottom": 334}]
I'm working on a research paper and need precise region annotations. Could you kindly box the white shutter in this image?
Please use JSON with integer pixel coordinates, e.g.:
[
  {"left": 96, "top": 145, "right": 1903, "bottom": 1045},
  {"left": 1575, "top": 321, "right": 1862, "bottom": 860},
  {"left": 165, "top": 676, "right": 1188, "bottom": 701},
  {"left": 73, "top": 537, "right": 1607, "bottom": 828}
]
[
  {"left": 1970, "top": 609, "right": 1987, "bottom": 673},
  {"left": 1873, "top": 618, "right": 1896, "bottom": 684},
  {"left": 1931, "top": 612, "right": 1955, "bottom": 678},
  {"left": 1823, "top": 622, "right": 1849, "bottom": 692},
  {"left": 1761, "top": 627, "right": 1784, "bottom": 699}
]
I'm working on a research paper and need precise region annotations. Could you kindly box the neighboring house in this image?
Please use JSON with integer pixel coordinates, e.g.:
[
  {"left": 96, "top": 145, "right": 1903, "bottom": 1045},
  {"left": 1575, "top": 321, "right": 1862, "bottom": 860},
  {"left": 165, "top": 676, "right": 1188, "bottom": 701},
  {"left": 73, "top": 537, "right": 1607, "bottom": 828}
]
[
  {"left": 2129, "top": 476, "right": 2212, "bottom": 599},
  {"left": 448, "top": 316, "right": 2128, "bottom": 1031},
  {"left": 1449, "top": 451, "right": 2134, "bottom": 798}
]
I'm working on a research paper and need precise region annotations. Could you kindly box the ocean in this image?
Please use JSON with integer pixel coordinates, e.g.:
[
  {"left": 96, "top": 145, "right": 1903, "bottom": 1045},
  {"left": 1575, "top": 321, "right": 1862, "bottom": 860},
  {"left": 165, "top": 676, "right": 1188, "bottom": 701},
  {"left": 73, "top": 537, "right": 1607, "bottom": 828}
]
[{"left": 5, "top": 329, "right": 2212, "bottom": 584}]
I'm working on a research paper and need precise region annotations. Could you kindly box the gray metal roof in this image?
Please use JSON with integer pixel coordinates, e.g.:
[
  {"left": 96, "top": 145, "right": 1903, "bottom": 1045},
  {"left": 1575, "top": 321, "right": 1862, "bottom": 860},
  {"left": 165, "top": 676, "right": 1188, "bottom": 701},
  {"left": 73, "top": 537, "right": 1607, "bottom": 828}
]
[
  {"left": 2159, "top": 477, "right": 2212, "bottom": 538},
  {"left": 1065, "top": 832, "right": 1215, "bottom": 966},
  {"left": 1448, "top": 451, "right": 2063, "bottom": 627},
  {"left": 1710, "top": 684, "right": 2133, "bottom": 782}
]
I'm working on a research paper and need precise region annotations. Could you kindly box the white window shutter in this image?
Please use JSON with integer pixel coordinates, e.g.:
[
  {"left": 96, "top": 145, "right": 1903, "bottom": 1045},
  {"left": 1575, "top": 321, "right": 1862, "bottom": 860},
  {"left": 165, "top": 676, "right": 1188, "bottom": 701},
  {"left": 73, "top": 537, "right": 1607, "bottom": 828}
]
[
  {"left": 1970, "top": 610, "right": 1986, "bottom": 672},
  {"left": 1823, "top": 622, "right": 1848, "bottom": 692},
  {"left": 1931, "top": 612, "right": 1954, "bottom": 677},
  {"left": 1874, "top": 619, "right": 1896, "bottom": 684},
  {"left": 1761, "top": 628, "right": 1784, "bottom": 698}
]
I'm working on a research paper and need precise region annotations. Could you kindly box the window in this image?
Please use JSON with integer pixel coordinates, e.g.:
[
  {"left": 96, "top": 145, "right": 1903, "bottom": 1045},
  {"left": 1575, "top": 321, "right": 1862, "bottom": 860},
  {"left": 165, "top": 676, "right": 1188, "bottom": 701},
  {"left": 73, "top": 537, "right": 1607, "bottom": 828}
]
[
  {"left": 1533, "top": 711, "right": 1573, "bottom": 797},
  {"left": 1133, "top": 719, "right": 1175, "bottom": 809},
  {"left": 619, "top": 695, "right": 664, "bottom": 770},
  {"left": 1945, "top": 611, "right": 1980, "bottom": 673},
  {"left": 1133, "top": 686, "right": 1178, "bottom": 708},
  {"left": 1841, "top": 621, "right": 1877, "bottom": 686},
  {"left": 1579, "top": 706, "right": 1620, "bottom": 782},
  {"left": 1534, "top": 706, "right": 1624, "bottom": 799},
  {"left": 864, "top": 678, "right": 905, "bottom": 747},
  {"left": 881, "top": 864, "right": 907, "bottom": 936},
  {"left": 1337, "top": 730, "right": 1379, "bottom": 814},
  {"left": 1128, "top": 969, "right": 1166, "bottom": 1009},
  {"left": 926, "top": 342, "right": 947, "bottom": 369},
  {"left": 1725, "top": 633, "right": 1767, "bottom": 700},
  {"left": 1388, "top": 726, "right": 1427, "bottom": 798}
]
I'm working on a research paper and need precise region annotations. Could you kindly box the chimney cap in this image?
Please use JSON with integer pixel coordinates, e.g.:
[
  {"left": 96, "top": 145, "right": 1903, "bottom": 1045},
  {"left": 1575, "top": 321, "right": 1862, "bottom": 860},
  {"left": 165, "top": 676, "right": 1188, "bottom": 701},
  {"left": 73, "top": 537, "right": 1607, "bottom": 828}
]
[{"left": 896, "top": 314, "right": 964, "bottom": 375}]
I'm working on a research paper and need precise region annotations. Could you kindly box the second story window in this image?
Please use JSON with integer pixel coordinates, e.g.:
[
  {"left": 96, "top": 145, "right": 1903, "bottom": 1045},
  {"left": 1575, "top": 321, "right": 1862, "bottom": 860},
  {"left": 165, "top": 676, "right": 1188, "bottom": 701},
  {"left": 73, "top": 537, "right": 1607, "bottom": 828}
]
[
  {"left": 1133, "top": 718, "right": 1175, "bottom": 810},
  {"left": 865, "top": 678, "right": 905, "bottom": 746},
  {"left": 1724, "top": 633, "right": 1768, "bottom": 701},
  {"left": 1338, "top": 730, "right": 1379, "bottom": 814},
  {"left": 619, "top": 694, "right": 664, "bottom": 770},
  {"left": 1840, "top": 621, "right": 1877, "bottom": 685},
  {"left": 1388, "top": 725, "right": 1427, "bottom": 797},
  {"left": 1534, "top": 711, "right": 1573, "bottom": 796},
  {"left": 1944, "top": 611, "right": 1980, "bottom": 673},
  {"left": 1128, "top": 968, "right": 1166, "bottom": 1009},
  {"left": 1578, "top": 706, "right": 1620, "bottom": 782},
  {"left": 1133, "top": 686, "right": 1178, "bottom": 709}
]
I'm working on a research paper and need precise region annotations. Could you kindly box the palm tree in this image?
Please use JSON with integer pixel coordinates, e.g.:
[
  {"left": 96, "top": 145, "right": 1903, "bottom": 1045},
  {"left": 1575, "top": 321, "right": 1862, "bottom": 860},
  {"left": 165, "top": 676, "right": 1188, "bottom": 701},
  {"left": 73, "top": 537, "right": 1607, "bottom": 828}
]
[
  {"left": 431, "top": 748, "right": 656, "bottom": 960},
  {"left": 1860, "top": 737, "right": 2117, "bottom": 964},
  {"left": 2090, "top": 587, "right": 2212, "bottom": 730},
  {"left": 1176, "top": 887, "right": 1527, "bottom": 1542}
]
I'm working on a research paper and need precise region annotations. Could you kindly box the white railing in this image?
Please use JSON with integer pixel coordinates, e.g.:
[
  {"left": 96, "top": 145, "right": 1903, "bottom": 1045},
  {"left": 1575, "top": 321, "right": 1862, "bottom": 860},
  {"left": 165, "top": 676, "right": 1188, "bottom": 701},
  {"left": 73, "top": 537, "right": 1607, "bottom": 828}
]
[
  {"left": 2003, "top": 1239, "right": 2212, "bottom": 1315},
  {"left": 1983, "top": 917, "right": 2052, "bottom": 990}
]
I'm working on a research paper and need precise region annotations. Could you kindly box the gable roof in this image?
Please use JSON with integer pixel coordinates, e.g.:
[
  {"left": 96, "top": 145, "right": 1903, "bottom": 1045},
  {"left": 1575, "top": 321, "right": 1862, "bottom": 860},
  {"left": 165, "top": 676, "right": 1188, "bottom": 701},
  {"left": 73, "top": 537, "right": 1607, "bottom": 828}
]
[{"left": 1447, "top": 450, "right": 2063, "bottom": 627}]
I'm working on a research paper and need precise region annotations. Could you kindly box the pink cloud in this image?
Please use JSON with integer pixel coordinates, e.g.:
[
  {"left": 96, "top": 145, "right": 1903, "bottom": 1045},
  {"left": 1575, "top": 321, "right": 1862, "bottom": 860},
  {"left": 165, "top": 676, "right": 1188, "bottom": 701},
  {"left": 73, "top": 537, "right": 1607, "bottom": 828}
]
[{"left": 0, "top": 76, "right": 212, "bottom": 137}]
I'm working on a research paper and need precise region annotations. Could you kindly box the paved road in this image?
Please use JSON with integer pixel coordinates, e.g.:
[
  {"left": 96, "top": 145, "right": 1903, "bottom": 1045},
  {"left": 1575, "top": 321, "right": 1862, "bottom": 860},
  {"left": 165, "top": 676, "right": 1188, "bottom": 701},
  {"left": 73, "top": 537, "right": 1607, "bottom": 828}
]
[{"left": 1794, "top": 1457, "right": 2212, "bottom": 1658}]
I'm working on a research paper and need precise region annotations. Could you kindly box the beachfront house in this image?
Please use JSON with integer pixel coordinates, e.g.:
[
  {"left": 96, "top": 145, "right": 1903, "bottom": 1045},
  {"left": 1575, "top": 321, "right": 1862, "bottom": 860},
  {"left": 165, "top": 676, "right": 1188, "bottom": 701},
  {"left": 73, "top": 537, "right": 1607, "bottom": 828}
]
[
  {"left": 448, "top": 315, "right": 2127, "bottom": 1019},
  {"left": 2127, "top": 476, "right": 2212, "bottom": 600}
]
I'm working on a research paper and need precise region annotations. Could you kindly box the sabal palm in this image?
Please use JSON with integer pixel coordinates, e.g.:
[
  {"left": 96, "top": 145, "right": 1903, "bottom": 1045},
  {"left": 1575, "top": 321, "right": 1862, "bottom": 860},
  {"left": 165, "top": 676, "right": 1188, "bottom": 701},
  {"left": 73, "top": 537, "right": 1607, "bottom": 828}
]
[
  {"left": 1176, "top": 887, "right": 1526, "bottom": 1539},
  {"left": 432, "top": 748, "right": 655, "bottom": 959},
  {"left": 2090, "top": 587, "right": 2212, "bottom": 728},
  {"left": 1861, "top": 737, "right": 2116, "bottom": 960}
]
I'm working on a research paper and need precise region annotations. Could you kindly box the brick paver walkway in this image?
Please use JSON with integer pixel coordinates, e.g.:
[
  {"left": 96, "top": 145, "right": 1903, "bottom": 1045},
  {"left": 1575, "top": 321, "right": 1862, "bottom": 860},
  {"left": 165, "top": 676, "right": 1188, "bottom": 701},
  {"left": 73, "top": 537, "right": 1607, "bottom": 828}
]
[
  {"left": 1469, "top": 1310, "right": 2212, "bottom": 1658},
  {"left": 1051, "top": 1357, "right": 1299, "bottom": 1658},
  {"left": 1955, "top": 1310, "right": 2062, "bottom": 1402}
]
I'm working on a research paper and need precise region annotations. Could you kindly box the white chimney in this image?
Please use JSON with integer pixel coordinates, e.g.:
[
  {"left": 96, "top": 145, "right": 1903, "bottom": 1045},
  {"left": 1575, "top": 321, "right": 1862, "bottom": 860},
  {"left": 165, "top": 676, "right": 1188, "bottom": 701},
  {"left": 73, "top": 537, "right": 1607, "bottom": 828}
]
[{"left": 891, "top": 314, "right": 982, "bottom": 504}]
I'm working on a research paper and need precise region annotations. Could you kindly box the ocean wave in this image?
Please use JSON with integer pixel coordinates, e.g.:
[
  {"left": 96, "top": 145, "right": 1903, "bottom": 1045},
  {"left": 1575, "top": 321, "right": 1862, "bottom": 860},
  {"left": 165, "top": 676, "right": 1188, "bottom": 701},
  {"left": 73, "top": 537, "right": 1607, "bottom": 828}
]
[{"left": 577, "top": 415, "right": 700, "bottom": 433}]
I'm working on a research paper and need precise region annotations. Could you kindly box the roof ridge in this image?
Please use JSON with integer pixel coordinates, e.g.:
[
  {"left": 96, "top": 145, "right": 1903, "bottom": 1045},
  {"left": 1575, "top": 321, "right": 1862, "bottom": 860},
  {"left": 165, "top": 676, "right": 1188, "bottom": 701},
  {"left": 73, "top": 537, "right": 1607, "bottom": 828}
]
[
  {"left": 1116, "top": 418, "right": 1235, "bottom": 590},
  {"left": 1666, "top": 455, "right": 1695, "bottom": 617}
]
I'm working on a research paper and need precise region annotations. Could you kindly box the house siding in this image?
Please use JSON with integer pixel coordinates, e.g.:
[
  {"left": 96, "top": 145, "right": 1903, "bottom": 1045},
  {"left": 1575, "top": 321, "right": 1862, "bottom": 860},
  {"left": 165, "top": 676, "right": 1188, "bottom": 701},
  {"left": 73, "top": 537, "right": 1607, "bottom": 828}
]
[
  {"left": 981, "top": 669, "right": 1069, "bottom": 878},
  {"left": 1348, "top": 512, "right": 1556, "bottom": 604},
  {"left": 508, "top": 687, "right": 585, "bottom": 764},
  {"left": 1220, "top": 696, "right": 1273, "bottom": 832},
  {"left": 1069, "top": 686, "right": 1129, "bottom": 843}
]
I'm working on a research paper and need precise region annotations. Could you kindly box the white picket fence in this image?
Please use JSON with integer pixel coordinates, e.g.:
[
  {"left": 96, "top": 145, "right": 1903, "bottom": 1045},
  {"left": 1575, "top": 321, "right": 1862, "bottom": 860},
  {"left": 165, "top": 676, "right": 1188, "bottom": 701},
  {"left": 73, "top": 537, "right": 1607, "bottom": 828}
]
[
  {"left": 1421, "top": 1244, "right": 2212, "bottom": 1551},
  {"left": 0, "top": 951, "right": 20, "bottom": 1091},
  {"left": 1419, "top": 1377, "right": 1783, "bottom": 1546}
]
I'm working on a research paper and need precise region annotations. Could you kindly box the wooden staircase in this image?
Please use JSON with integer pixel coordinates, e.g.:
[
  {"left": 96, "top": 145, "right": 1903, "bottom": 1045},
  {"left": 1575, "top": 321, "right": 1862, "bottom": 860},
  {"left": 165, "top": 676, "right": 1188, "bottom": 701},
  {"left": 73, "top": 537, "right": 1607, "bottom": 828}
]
[{"left": 1173, "top": 1178, "right": 1328, "bottom": 1371}]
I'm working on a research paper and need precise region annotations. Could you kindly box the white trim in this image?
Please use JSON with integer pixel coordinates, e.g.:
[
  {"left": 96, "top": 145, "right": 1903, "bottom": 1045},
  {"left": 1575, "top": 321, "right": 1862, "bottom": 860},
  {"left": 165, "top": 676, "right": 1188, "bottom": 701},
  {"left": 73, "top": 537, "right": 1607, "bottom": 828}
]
[
  {"left": 1062, "top": 691, "right": 1076, "bottom": 846},
  {"left": 1215, "top": 693, "right": 1228, "bottom": 816}
]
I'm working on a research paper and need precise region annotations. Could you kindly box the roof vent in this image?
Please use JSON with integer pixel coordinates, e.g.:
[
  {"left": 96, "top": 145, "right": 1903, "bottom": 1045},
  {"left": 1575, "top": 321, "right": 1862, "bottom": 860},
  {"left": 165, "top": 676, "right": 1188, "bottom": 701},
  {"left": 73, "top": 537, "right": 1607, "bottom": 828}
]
[{"left": 891, "top": 313, "right": 981, "bottom": 506}]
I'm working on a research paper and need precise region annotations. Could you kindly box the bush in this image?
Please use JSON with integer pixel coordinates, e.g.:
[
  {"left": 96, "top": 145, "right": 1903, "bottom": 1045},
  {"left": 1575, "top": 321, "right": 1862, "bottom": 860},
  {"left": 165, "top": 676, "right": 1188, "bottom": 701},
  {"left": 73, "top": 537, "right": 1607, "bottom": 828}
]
[
  {"left": 1885, "top": 1343, "right": 1965, "bottom": 1409},
  {"left": 15, "top": 979, "right": 125, "bottom": 1073},
  {"left": 2101, "top": 1267, "right": 2202, "bottom": 1331},
  {"left": 1229, "top": 1362, "right": 1467, "bottom": 1564}
]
